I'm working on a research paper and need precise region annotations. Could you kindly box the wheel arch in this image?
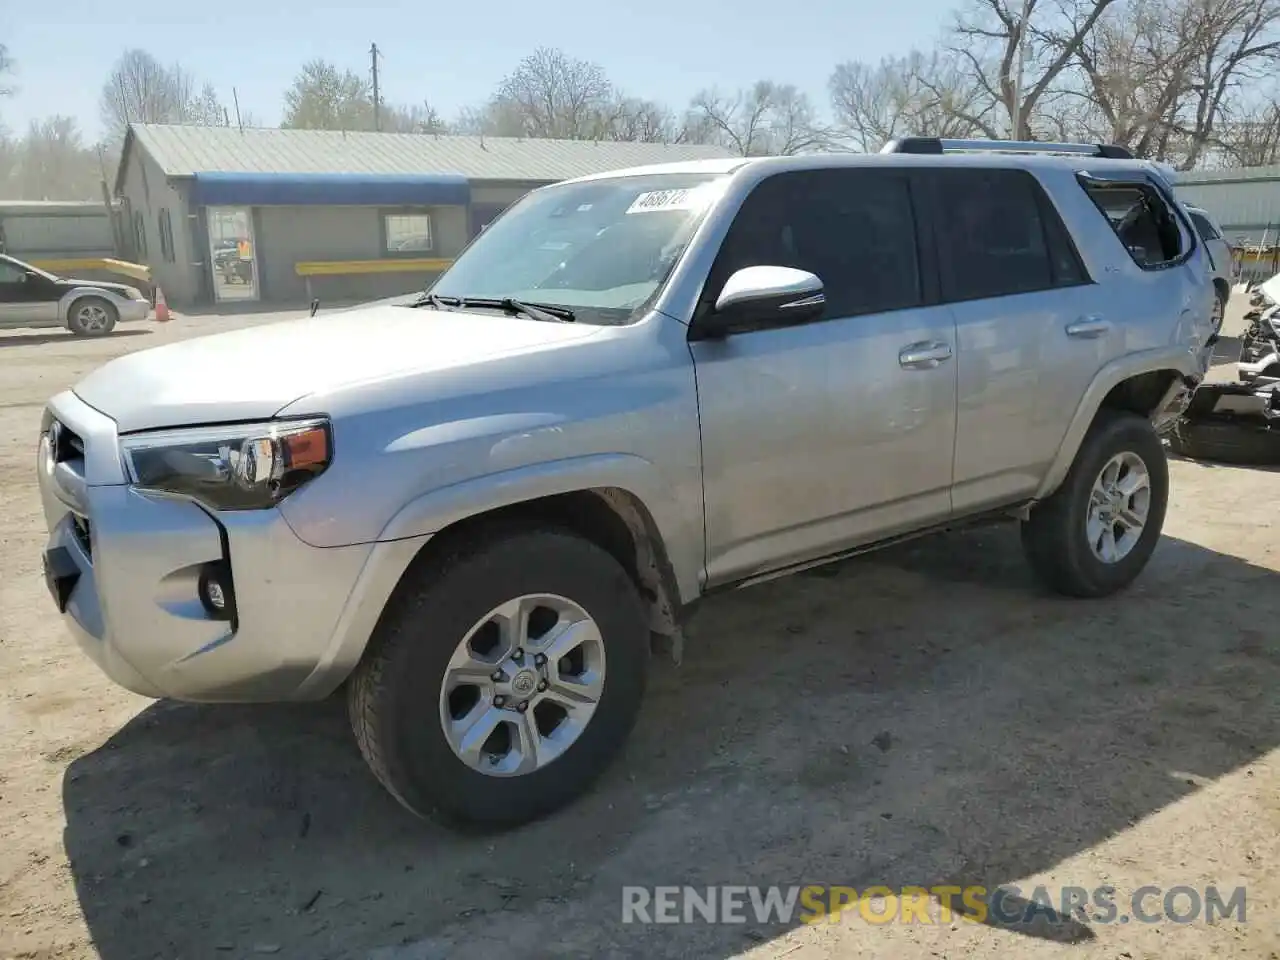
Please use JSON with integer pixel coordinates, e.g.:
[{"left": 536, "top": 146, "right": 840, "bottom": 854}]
[
  {"left": 59, "top": 287, "right": 121, "bottom": 325},
  {"left": 1034, "top": 349, "right": 1202, "bottom": 502},
  {"left": 391, "top": 485, "right": 686, "bottom": 648}
]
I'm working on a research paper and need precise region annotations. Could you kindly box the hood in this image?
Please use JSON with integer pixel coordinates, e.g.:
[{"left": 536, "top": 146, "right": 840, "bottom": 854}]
[
  {"left": 56, "top": 277, "right": 135, "bottom": 295},
  {"left": 73, "top": 303, "right": 601, "bottom": 433}
]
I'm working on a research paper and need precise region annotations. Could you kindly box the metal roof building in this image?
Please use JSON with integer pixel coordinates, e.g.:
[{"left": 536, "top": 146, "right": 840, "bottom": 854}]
[
  {"left": 114, "top": 123, "right": 733, "bottom": 307},
  {"left": 1176, "top": 166, "right": 1280, "bottom": 245}
]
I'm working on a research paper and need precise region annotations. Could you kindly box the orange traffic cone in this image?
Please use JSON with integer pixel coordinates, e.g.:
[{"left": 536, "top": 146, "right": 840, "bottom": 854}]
[{"left": 154, "top": 286, "right": 171, "bottom": 323}]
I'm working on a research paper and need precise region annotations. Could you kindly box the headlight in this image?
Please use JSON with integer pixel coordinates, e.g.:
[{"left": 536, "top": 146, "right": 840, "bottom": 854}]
[
  {"left": 119, "top": 418, "right": 332, "bottom": 510},
  {"left": 124, "top": 286, "right": 144, "bottom": 301}
]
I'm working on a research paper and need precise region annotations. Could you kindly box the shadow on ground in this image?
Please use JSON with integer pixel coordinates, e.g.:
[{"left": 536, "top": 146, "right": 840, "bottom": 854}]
[
  {"left": 63, "top": 523, "right": 1280, "bottom": 959},
  {"left": 0, "top": 329, "right": 151, "bottom": 349}
]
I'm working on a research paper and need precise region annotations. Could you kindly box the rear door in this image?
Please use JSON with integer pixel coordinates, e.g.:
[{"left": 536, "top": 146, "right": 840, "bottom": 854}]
[{"left": 921, "top": 166, "right": 1109, "bottom": 514}]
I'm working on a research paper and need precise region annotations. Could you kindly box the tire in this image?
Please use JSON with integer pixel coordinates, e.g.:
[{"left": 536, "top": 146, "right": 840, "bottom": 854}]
[
  {"left": 1020, "top": 410, "right": 1168, "bottom": 598},
  {"left": 348, "top": 527, "right": 649, "bottom": 828},
  {"left": 66, "top": 296, "right": 118, "bottom": 337},
  {"left": 1211, "top": 289, "right": 1227, "bottom": 336},
  {"left": 1166, "top": 416, "right": 1280, "bottom": 465}
]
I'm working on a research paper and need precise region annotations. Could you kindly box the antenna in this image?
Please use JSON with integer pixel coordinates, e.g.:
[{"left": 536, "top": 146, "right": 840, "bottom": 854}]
[{"left": 232, "top": 87, "right": 244, "bottom": 132}]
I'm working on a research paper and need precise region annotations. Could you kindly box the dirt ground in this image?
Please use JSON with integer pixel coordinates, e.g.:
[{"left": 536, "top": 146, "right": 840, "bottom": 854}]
[{"left": 0, "top": 304, "right": 1276, "bottom": 960}]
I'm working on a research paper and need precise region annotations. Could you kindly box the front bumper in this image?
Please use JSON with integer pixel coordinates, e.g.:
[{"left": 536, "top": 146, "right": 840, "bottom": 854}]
[
  {"left": 36, "top": 391, "right": 427, "bottom": 702},
  {"left": 118, "top": 297, "right": 151, "bottom": 323}
]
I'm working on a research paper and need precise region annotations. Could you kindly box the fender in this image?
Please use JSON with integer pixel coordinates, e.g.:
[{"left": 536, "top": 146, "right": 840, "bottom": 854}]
[
  {"left": 58, "top": 285, "right": 123, "bottom": 324},
  {"left": 376, "top": 452, "right": 704, "bottom": 603},
  {"left": 1034, "top": 344, "right": 1206, "bottom": 501}
]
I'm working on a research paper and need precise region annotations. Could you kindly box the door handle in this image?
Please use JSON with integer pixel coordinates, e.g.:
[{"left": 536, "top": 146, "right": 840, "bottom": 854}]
[
  {"left": 1065, "top": 316, "right": 1111, "bottom": 338},
  {"left": 898, "top": 340, "right": 953, "bottom": 369}
]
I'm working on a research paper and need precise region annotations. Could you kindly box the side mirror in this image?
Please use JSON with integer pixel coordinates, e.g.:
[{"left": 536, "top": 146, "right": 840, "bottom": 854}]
[{"left": 696, "top": 265, "right": 825, "bottom": 339}]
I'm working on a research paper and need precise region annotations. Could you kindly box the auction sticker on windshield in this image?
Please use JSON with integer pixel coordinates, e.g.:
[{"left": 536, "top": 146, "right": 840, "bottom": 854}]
[{"left": 626, "top": 185, "right": 718, "bottom": 215}]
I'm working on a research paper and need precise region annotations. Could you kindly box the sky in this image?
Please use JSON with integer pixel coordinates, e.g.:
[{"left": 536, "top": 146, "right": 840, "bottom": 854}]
[{"left": 2, "top": 0, "right": 955, "bottom": 142}]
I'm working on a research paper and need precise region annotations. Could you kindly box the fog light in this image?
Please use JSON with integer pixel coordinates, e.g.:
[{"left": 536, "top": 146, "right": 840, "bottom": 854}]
[{"left": 197, "top": 562, "right": 235, "bottom": 622}]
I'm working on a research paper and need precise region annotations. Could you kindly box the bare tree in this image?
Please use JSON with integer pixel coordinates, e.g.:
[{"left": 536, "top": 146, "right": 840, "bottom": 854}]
[
  {"left": 688, "top": 81, "right": 828, "bottom": 155},
  {"left": 382, "top": 100, "right": 449, "bottom": 134},
  {"left": 0, "top": 43, "right": 14, "bottom": 99},
  {"left": 1176, "top": 0, "right": 1280, "bottom": 168},
  {"left": 1214, "top": 98, "right": 1280, "bottom": 165},
  {"left": 1069, "top": 0, "right": 1194, "bottom": 154},
  {"left": 608, "top": 97, "right": 684, "bottom": 142},
  {"left": 99, "top": 49, "right": 224, "bottom": 141},
  {"left": 0, "top": 130, "right": 17, "bottom": 195},
  {"left": 952, "top": 0, "right": 1121, "bottom": 139},
  {"left": 11, "top": 116, "right": 100, "bottom": 200},
  {"left": 281, "top": 59, "right": 374, "bottom": 130},
  {"left": 488, "top": 47, "right": 618, "bottom": 139},
  {"left": 829, "top": 50, "right": 998, "bottom": 150}
]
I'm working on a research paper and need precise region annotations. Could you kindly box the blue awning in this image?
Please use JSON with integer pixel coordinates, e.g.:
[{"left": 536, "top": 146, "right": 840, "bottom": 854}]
[{"left": 189, "top": 171, "right": 471, "bottom": 207}]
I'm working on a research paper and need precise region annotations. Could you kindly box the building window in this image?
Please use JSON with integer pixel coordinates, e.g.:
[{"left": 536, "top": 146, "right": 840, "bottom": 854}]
[
  {"left": 158, "top": 208, "right": 176, "bottom": 263},
  {"left": 384, "top": 213, "right": 432, "bottom": 253},
  {"left": 134, "top": 211, "right": 147, "bottom": 259}
]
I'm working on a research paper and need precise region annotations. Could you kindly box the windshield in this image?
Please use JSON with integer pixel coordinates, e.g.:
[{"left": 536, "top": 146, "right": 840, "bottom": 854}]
[{"left": 430, "top": 172, "right": 731, "bottom": 324}]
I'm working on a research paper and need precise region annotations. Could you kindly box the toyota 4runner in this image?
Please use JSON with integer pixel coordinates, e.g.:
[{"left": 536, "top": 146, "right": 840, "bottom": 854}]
[{"left": 37, "top": 137, "right": 1214, "bottom": 827}]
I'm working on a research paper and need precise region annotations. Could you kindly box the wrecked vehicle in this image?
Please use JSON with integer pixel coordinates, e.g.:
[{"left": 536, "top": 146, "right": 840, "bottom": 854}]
[{"left": 37, "top": 138, "right": 1214, "bottom": 828}]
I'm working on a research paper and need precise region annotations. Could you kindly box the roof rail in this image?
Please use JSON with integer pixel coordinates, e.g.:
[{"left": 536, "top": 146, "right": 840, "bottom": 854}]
[{"left": 879, "top": 137, "right": 1135, "bottom": 160}]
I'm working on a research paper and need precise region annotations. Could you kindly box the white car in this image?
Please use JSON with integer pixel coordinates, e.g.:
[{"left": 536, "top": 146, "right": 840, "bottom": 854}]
[
  {"left": 0, "top": 253, "right": 151, "bottom": 336},
  {"left": 1184, "top": 205, "right": 1233, "bottom": 334}
]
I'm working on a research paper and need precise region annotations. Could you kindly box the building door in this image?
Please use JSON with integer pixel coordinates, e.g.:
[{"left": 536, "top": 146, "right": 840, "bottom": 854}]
[
  {"left": 207, "top": 207, "right": 259, "bottom": 302},
  {"left": 470, "top": 203, "right": 510, "bottom": 239}
]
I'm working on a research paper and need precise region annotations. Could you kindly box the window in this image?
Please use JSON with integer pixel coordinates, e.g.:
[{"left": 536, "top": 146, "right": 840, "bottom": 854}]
[
  {"left": 1188, "top": 210, "right": 1220, "bottom": 242},
  {"left": 1082, "top": 181, "right": 1185, "bottom": 269},
  {"left": 385, "top": 213, "right": 433, "bottom": 253},
  {"left": 932, "top": 169, "right": 1083, "bottom": 302},
  {"left": 707, "top": 169, "right": 922, "bottom": 320},
  {"left": 432, "top": 172, "right": 729, "bottom": 324},
  {"left": 0, "top": 260, "right": 24, "bottom": 283},
  {"left": 133, "top": 211, "right": 147, "bottom": 259},
  {"left": 158, "top": 208, "right": 175, "bottom": 263}
]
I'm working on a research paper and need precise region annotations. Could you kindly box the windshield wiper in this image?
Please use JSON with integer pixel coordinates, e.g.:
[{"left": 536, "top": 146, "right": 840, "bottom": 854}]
[
  {"left": 408, "top": 293, "right": 460, "bottom": 310},
  {"left": 458, "top": 297, "right": 576, "bottom": 323}
]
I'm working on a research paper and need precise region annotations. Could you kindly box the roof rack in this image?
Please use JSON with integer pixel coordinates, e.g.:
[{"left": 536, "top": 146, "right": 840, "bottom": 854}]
[{"left": 879, "top": 137, "right": 1135, "bottom": 160}]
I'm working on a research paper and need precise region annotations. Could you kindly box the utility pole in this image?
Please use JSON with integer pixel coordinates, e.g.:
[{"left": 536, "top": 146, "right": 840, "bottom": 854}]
[
  {"left": 370, "top": 42, "right": 381, "bottom": 132},
  {"left": 1010, "top": 0, "right": 1033, "bottom": 140}
]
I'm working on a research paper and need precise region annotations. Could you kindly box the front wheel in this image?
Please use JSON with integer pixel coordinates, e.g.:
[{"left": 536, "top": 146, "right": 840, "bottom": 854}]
[
  {"left": 348, "top": 527, "right": 649, "bottom": 827},
  {"left": 1021, "top": 410, "right": 1168, "bottom": 598},
  {"left": 67, "top": 297, "right": 118, "bottom": 336}
]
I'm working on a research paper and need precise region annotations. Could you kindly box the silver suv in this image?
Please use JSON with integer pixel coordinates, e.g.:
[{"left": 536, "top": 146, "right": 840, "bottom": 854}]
[{"left": 37, "top": 137, "right": 1214, "bottom": 827}]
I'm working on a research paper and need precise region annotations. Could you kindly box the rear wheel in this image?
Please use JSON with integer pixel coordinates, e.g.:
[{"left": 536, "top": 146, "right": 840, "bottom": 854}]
[
  {"left": 67, "top": 297, "right": 117, "bottom": 337},
  {"left": 348, "top": 527, "right": 649, "bottom": 827},
  {"left": 1021, "top": 410, "right": 1168, "bottom": 598}
]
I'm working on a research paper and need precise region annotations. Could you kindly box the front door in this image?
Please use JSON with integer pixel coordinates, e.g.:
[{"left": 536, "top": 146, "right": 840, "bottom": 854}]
[
  {"left": 0, "top": 257, "right": 59, "bottom": 327},
  {"left": 689, "top": 168, "right": 958, "bottom": 587},
  {"left": 207, "top": 207, "right": 259, "bottom": 302}
]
